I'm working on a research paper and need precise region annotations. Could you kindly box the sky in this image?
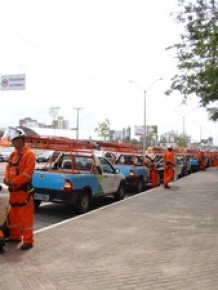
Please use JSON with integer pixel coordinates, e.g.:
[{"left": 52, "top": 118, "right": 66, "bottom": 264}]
[{"left": 0, "top": 0, "right": 217, "bottom": 144}]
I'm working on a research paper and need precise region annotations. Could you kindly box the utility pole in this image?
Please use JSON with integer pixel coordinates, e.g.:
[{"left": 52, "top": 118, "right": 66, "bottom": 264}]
[{"left": 74, "top": 107, "right": 83, "bottom": 139}]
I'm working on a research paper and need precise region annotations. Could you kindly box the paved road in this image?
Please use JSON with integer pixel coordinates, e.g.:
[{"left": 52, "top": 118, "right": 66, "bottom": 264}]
[{"left": 34, "top": 195, "right": 126, "bottom": 230}]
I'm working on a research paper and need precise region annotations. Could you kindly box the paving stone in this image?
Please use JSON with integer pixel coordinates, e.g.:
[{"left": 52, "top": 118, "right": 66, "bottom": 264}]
[{"left": 1, "top": 168, "right": 218, "bottom": 289}]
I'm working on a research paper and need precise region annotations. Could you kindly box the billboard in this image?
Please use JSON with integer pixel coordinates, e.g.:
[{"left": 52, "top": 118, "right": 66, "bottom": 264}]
[
  {"left": 134, "top": 125, "right": 145, "bottom": 136},
  {"left": 135, "top": 125, "right": 158, "bottom": 136},
  {"left": 147, "top": 125, "right": 158, "bottom": 134}
]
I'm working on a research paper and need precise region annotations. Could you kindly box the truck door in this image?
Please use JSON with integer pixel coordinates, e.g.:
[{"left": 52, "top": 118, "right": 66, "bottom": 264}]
[{"left": 99, "top": 157, "right": 118, "bottom": 194}]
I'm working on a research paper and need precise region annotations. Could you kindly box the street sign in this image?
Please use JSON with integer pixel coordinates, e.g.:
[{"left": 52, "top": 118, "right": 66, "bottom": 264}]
[{"left": 0, "top": 74, "right": 26, "bottom": 90}]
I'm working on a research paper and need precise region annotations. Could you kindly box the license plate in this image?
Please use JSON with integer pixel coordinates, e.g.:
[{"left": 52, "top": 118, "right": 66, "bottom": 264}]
[{"left": 34, "top": 193, "right": 49, "bottom": 202}]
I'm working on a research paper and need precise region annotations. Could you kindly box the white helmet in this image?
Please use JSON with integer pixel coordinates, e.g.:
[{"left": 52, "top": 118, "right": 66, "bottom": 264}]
[
  {"left": 167, "top": 144, "right": 173, "bottom": 149},
  {"left": 2, "top": 127, "right": 25, "bottom": 141}
]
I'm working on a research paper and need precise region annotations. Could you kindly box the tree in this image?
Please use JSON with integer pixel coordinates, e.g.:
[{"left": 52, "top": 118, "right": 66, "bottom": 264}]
[
  {"left": 95, "top": 118, "right": 111, "bottom": 140},
  {"left": 160, "top": 130, "right": 189, "bottom": 147},
  {"left": 174, "top": 134, "right": 189, "bottom": 147},
  {"left": 166, "top": 0, "right": 218, "bottom": 120}
]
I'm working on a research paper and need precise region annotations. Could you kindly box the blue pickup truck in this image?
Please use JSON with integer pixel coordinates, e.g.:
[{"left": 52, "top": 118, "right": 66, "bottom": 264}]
[
  {"left": 33, "top": 151, "right": 126, "bottom": 213},
  {"left": 187, "top": 155, "right": 200, "bottom": 172},
  {"left": 113, "top": 153, "right": 150, "bottom": 192}
]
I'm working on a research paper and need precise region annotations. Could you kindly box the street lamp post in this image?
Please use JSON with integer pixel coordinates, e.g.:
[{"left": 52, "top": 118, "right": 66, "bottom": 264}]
[{"left": 129, "top": 78, "right": 163, "bottom": 158}]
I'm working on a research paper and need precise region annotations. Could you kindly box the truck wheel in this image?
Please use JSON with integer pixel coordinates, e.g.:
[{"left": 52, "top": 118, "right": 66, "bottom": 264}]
[
  {"left": 136, "top": 179, "right": 143, "bottom": 193},
  {"left": 77, "top": 192, "right": 90, "bottom": 214},
  {"left": 34, "top": 200, "right": 41, "bottom": 209},
  {"left": 114, "top": 182, "right": 125, "bottom": 201}
]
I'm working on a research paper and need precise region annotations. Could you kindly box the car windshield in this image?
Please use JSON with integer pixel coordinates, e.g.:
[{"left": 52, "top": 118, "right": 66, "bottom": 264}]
[
  {"left": 39, "top": 152, "right": 95, "bottom": 171},
  {"left": 0, "top": 147, "right": 14, "bottom": 154}
]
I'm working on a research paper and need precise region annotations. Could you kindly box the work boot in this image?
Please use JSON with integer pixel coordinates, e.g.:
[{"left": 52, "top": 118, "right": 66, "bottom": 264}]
[
  {"left": 0, "top": 236, "right": 5, "bottom": 248},
  {"left": 5, "top": 238, "right": 22, "bottom": 243},
  {"left": 20, "top": 243, "right": 33, "bottom": 250}
]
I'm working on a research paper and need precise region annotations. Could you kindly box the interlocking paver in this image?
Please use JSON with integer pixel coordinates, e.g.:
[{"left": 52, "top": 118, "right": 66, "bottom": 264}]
[{"left": 0, "top": 168, "right": 218, "bottom": 289}]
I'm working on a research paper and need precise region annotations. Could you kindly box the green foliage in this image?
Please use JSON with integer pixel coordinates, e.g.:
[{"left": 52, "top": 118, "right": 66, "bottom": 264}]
[
  {"left": 167, "top": 0, "right": 218, "bottom": 120},
  {"left": 160, "top": 130, "right": 189, "bottom": 147},
  {"left": 94, "top": 118, "right": 111, "bottom": 140}
]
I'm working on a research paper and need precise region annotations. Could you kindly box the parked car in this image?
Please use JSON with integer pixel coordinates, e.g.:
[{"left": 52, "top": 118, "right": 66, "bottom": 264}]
[
  {"left": 176, "top": 155, "right": 192, "bottom": 177},
  {"left": 0, "top": 183, "right": 9, "bottom": 236},
  {"left": 0, "top": 147, "right": 14, "bottom": 162},
  {"left": 187, "top": 155, "right": 200, "bottom": 172},
  {"left": 114, "top": 153, "right": 150, "bottom": 192},
  {"left": 36, "top": 150, "right": 54, "bottom": 162}
]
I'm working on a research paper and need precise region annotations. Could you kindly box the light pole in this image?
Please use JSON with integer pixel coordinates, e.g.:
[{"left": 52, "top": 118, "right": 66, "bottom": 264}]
[
  {"left": 173, "top": 107, "right": 196, "bottom": 139},
  {"left": 74, "top": 107, "right": 83, "bottom": 139},
  {"left": 129, "top": 78, "right": 163, "bottom": 157}
]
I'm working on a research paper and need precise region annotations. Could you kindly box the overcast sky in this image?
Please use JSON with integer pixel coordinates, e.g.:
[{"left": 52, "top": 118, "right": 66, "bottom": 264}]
[{"left": 0, "top": 0, "right": 217, "bottom": 144}]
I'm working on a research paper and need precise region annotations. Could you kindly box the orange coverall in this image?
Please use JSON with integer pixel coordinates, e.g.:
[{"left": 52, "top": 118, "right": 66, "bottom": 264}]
[
  {"left": 4, "top": 145, "right": 36, "bottom": 244},
  {"left": 163, "top": 150, "right": 175, "bottom": 187},
  {"left": 146, "top": 159, "right": 160, "bottom": 188},
  {"left": 0, "top": 230, "right": 4, "bottom": 239},
  {"left": 197, "top": 151, "right": 206, "bottom": 170}
]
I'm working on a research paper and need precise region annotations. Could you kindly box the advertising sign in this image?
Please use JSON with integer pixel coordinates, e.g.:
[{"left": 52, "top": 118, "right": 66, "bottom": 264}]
[
  {"left": 1, "top": 74, "right": 26, "bottom": 90},
  {"left": 147, "top": 125, "right": 158, "bottom": 134},
  {"left": 135, "top": 125, "right": 158, "bottom": 136},
  {"left": 135, "top": 125, "right": 145, "bottom": 136}
]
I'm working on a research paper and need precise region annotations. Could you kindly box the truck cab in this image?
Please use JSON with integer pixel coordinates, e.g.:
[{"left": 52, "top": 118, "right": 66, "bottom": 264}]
[{"left": 114, "top": 153, "right": 150, "bottom": 193}]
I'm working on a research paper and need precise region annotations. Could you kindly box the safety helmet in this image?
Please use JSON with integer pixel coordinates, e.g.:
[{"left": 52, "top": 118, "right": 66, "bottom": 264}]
[
  {"left": 2, "top": 127, "right": 25, "bottom": 141},
  {"left": 167, "top": 144, "right": 174, "bottom": 149}
]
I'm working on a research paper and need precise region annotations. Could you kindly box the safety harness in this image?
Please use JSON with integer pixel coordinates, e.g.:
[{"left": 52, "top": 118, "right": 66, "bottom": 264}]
[{"left": 7, "top": 152, "right": 35, "bottom": 207}]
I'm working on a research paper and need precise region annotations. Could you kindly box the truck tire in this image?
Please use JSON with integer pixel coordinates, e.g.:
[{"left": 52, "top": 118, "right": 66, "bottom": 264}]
[
  {"left": 77, "top": 192, "right": 90, "bottom": 214},
  {"left": 136, "top": 178, "right": 143, "bottom": 193},
  {"left": 34, "top": 200, "right": 41, "bottom": 209},
  {"left": 114, "top": 182, "right": 125, "bottom": 201}
]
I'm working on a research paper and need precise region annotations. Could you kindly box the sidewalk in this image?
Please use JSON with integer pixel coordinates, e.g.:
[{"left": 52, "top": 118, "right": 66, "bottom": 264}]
[{"left": 1, "top": 168, "right": 218, "bottom": 290}]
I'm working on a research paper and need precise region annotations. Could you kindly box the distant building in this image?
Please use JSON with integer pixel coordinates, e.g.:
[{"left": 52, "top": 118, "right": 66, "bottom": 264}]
[
  {"left": 19, "top": 116, "right": 69, "bottom": 129},
  {"left": 53, "top": 116, "right": 69, "bottom": 129},
  {"left": 19, "top": 117, "right": 40, "bottom": 128},
  {"left": 110, "top": 127, "right": 131, "bottom": 141}
]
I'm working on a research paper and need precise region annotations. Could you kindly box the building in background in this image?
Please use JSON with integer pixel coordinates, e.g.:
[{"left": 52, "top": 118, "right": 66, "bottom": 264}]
[
  {"left": 53, "top": 116, "right": 69, "bottom": 129},
  {"left": 19, "top": 116, "right": 68, "bottom": 129},
  {"left": 110, "top": 127, "right": 131, "bottom": 141}
]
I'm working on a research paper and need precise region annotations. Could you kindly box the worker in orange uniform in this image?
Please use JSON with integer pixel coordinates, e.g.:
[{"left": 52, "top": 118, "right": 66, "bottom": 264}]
[
  {"left": 163, "top": 144, "right": 175, "bottom": 189},
  {"left": 144, "top": 157, "right": 160, "bottom": 188},
  {"left": 197, "top": 149, "right": 206, "bottom": 171},
  {"left": 3, "top": 127, "right": 36, "bottom": 250}
]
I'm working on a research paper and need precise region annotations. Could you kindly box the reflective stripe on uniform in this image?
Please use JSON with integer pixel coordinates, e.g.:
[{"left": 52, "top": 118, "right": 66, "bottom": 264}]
[
  {"left": 8, "top": 223, "right": 22, "bottom": 229},
  {"left": 22, "top": 172, "right": 32, "bottom": 179},
  {"left": 23, "top": 226, "right": 33, "bottom": 231}
]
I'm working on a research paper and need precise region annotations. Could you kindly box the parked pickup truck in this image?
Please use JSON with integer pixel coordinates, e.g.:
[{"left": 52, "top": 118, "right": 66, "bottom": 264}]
[
  {"left": 113, "top": 153, "right": 150, "bottom": 192},
  {"left": 0, "top": 183, "right": 9, "bottom": 239},
  {"left": 33, "top": 150, "right": 126, "bottom": 213},
  {"left": 187, "top": 155, "right": 200, "bottom": 172}
]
